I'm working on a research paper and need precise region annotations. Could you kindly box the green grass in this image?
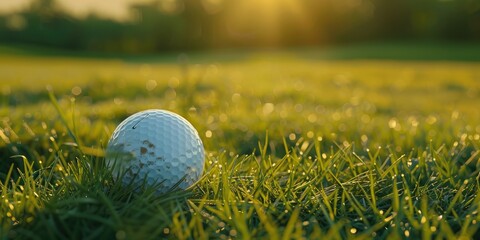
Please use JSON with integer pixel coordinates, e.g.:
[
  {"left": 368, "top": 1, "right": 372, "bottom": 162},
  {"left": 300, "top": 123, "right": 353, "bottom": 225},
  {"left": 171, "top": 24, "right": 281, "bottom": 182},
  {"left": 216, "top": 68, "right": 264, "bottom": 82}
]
[{"left": 1, "top": 45, "right": 480, "bottom": 239}]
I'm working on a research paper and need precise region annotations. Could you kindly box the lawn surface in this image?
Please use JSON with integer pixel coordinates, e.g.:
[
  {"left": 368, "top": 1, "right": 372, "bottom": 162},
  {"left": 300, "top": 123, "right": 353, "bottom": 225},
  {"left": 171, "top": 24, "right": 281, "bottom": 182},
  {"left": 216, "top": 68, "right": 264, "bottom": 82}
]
[{"left": 1, "top": 44, "right": 480, "bottom": 239}]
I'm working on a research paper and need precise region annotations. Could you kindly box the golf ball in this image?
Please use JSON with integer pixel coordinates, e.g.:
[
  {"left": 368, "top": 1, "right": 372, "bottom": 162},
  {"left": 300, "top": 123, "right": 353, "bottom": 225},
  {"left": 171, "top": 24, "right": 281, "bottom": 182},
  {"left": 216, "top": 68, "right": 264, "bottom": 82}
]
[{"left": 105, "top": 109, "right": 205, "bottom": 193}]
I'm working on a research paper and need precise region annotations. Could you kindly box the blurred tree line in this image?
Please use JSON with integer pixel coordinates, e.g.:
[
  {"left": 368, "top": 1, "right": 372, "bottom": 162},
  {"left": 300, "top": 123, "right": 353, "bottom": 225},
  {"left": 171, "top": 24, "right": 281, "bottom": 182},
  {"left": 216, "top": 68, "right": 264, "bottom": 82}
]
[{"left": 0, "top": 0, "right": 479, "bottom": 53}]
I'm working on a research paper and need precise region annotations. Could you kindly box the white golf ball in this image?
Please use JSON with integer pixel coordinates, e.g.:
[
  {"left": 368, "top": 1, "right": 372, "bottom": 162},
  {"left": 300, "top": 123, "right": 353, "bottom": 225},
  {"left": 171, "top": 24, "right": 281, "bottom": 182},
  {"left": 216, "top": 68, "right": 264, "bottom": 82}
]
[{"left": 105, "top": 109, "right": 205, "bottom": 193}]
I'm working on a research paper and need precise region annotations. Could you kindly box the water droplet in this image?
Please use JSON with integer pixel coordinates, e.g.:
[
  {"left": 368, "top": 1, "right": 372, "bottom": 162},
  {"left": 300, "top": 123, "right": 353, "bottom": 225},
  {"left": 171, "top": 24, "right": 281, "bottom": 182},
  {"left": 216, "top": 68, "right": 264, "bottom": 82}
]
[{"left": 205, "top": 130, "right": 213, "bottom": 138}]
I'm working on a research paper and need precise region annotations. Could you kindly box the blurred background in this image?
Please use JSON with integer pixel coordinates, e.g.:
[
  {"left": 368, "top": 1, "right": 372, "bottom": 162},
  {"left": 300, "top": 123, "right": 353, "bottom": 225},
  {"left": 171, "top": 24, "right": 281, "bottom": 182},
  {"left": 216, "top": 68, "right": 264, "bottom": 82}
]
[{"left": 1, "top": 0, "right": 479, "bottom": 53}]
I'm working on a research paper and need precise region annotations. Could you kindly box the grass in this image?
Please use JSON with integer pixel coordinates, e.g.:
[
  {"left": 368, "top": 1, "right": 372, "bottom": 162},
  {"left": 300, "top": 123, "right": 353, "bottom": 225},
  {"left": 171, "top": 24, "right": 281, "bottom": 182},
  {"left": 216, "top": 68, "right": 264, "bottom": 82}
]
[{"left": 1, "top": 44, "right": 480, "bottom": 239}]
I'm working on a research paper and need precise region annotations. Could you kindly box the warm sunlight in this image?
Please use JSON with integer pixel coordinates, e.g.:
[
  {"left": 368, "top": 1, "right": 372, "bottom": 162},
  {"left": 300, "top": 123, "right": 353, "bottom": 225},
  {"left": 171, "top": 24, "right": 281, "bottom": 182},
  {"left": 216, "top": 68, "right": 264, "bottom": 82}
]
[
  {"left": 2, "top": 0, "right": 480, "bottom": 239},
  {"left": 0, "top": 0, "right": 151, "bottom": 20},
  {"left": 0, "top": 0, "right": 31, "bottom": 14},
  {"left": 224, "top": 0, "right": 315, "bottom": 46},
  {"left": 0, "top": 0, "right": 316, "bottom": 38}
]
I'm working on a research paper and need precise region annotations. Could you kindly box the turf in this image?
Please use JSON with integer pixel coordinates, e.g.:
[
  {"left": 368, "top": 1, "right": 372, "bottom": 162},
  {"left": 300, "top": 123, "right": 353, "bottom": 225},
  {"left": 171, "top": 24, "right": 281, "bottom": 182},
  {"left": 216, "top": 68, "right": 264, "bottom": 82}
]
[{"left": 1, "top": 46, "right": 480, "bottom": 239}]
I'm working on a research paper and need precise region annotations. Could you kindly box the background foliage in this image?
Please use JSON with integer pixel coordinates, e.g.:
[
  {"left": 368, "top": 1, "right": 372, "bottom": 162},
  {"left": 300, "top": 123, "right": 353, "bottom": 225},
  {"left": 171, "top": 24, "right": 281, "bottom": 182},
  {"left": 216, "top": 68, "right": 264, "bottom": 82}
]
[{"left": 0, "top": 0, "right": 479, "bottom": 53}]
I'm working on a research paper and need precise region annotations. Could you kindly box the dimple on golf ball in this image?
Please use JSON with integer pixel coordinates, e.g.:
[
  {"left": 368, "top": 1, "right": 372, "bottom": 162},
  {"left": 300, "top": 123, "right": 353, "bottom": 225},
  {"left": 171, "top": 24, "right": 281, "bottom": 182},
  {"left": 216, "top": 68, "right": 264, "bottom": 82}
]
[{"left": 105, "top": 109, "right": 205, "bottom": 193}]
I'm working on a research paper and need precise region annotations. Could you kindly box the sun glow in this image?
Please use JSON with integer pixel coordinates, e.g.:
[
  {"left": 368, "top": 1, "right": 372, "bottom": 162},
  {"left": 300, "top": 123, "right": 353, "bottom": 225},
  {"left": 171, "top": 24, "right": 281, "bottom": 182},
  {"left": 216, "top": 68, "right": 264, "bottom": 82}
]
[{"left": 224, "top": 0, "right": 315, "bottom": 46}]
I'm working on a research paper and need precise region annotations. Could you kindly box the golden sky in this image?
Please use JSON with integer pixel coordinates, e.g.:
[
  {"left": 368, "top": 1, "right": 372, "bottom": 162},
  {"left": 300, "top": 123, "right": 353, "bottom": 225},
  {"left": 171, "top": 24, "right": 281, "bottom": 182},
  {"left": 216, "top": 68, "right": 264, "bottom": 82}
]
[
  {"left": 0, "top": 0, "right": 31, "bottom": 14},
  {"left": 0, "top": 0, "right": 153, "bottom": 20}
]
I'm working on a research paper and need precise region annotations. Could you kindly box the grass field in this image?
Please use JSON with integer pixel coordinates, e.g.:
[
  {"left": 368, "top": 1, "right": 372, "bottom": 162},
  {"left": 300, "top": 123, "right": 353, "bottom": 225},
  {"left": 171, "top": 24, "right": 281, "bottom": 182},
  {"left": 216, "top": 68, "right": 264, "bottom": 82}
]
[{"left": 1, "top": 44, "right": 480, "bottom": 239}]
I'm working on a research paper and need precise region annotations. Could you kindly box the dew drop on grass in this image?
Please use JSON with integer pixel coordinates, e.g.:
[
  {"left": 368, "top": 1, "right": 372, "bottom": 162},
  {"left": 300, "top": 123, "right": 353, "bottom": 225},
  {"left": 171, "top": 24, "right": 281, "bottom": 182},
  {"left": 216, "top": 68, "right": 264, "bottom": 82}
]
[
  {"left": 71, "top": 86, "right": 82, "bottom": 96},
  {"left": 361, "top": 114, "right": 371, "bottom": 123},
  {"left": 205, "top": 130, "right": 213, "bottom": 138},
  {"left": 289, "top": 133, "right": 296, "bottom": 141},
  {"left": 219, "top": 113, "right": 228, "bottom": 122},
  {"left": 307, "top": 131, "right": 314, "bottom": 138},
  {"left": 426, "top": 115, "right": 437, "bottom": 124},
  {"left": 145, "top": 79, "right": 157, "bottom": 91},
  {"left": 301, "top": 141, "right": 309, "bottom": 152},
  {"left": 113, "top": 98, "right": 123, "bottom": 105},
  {"left": 262, "top": 103, "right": 275, "bottom": 115}
]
